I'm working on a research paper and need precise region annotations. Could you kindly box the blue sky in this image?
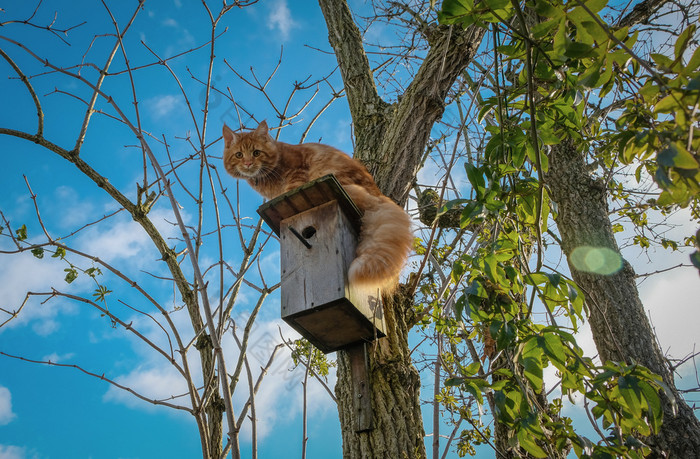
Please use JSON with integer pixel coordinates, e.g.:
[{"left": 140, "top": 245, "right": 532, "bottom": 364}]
[{"left": 1, "top": 1, "right": 699, "bottom": 459}]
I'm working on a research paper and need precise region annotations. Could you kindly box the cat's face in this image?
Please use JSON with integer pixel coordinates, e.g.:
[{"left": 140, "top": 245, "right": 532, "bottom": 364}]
[{"left": 222, "top": 121, "right": 278, "bottom": 179}]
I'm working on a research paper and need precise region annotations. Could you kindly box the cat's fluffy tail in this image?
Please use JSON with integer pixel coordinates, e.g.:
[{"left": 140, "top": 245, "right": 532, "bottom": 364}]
[{"left": 346, "top": 188, "right": 413, "bottom": 292}]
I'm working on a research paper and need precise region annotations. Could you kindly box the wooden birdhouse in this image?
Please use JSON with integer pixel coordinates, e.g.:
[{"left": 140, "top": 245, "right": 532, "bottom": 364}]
[{"left": 257, "top": 174, "right": 386, "bottom": 354}]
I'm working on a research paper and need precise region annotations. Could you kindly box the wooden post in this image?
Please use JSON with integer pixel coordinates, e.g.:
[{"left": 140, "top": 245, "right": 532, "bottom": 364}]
[{"left": 347, "top": 342, "right": 373, "bottom": 432}]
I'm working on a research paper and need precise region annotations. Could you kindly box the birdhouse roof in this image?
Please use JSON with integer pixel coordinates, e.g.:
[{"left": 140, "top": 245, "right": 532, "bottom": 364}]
[{"left": 257, "top": 174, "right": 363, "bottom": 236}]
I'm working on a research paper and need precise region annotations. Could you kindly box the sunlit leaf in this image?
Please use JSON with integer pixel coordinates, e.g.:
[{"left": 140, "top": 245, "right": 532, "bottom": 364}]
[
  {"left": 674, "top": 24, "right": 696, "bottom": 61},
  {"left": 64, "top": 268, "right": 78, "bottom": 284},
  {"left": 15, "top": 224, "right": 27, "bottom": 241}
]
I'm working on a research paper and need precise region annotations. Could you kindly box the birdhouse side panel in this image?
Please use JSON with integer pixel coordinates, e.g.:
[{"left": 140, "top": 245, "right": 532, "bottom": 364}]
[{"left": 279, "top": 201, "right": 355, "bottom": 318}]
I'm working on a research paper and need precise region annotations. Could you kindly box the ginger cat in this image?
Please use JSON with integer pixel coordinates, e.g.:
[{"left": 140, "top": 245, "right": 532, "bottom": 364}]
[{"left": 222, "top": 121, "right": 412, "bottom": 291}]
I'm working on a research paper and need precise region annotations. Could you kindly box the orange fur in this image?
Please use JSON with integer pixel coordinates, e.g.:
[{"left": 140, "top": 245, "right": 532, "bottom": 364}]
[{"left": 222, "top": 121, "right": 413, "bottom": 291}]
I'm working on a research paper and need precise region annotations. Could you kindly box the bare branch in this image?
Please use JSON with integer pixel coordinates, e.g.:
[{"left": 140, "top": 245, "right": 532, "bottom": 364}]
[{"left": 0, "top": 350, "right": 193, "bottom": 413}]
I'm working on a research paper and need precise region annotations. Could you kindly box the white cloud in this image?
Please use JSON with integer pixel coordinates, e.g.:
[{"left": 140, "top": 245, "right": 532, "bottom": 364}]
[
  {"left": 77, "top": 207, "right": 180, "bottom": 268},
  {"left": 0, "top": 386, "right": 16, "bottom": 426},
  {"left": 267, "top": 0, "right": 298, "bottom": 41},
  {"left": 0, "top": 445, "right": 26, "bottom": 459},
  {"left": 226, "top": 318, "right": 337, "bottom": 440},
  {"left": 641, "top": 266, "right": 700, "bottom": 370},
  {"left": 42, "top": 352, "right": 75, "bottom": 363},
  {"left": 162, "top": 18, "right": 179, "bottom": 28},
  {"left": 0, "top": 251, "right": 78, "bottom": 335},
  {"left": 102, "top": 309, "right": 337, "bottom": 442},
  {"left": 103, "top": 364, "right": 189, "bottom": 411},
  {"left": 143, "top": 95, "right": 183, "bottom": 120},
  {"left": 52, "top": 186, "right": 96, "bottom": 228},
  {"left": 0, "top": 203, "right": 185, "bottom": 336}
]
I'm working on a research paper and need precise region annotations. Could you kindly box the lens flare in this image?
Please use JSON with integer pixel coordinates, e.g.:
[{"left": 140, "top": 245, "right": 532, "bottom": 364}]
[{"left": 570, "top": 246, "right": 623, "bottom": 275}]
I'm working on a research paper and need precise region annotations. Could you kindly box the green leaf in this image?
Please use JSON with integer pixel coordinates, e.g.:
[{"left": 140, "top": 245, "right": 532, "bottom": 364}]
[
  {"left": 657, "top": 143, "right": 700, "bottom": 170},
  {"left": 15, "top": 224, "right": 27, "bottom": 241},
  {"left": 64, "top": 268, "right": 78, "bottom": 284},
  {"left": 31, "top": 247, "right": 44, "bottom": 259},
  {"left": 685, "top": 46, "right": 700, "bottom": 74},
  {"left": 534, "top": 0, "right": 564, "bottom": 18},
  {"left": 438, "top": 198, "right": 470, "bottom": 219},
  {"left": 452, "top": 259, "right": 465, "bottom": 282},
  {"left": 675, "top": 24, "right": 696, "bottom": 61},
  {"left": 545, "top": 272, "right": 561, "bottom": 288},
  {"left": 580, "top": 20, "right": 605, "bottom": 41},
  {"left": 654, "top": 93, "right": 680, "bottom": 113},
  {"left": 52, "top": 246, "right": 66, "bottom": 259},
  {"left": 518, "top": 426, "right": 548, "bottom": 458},
  {"left": 577, "top": 61, "right": 602, "bottom": 88},
  {"left": 465, "top": 279, "right": 488, "bottom": 299},
  {"left": 690, "top": 250, "right": 700, "bottom": 270},
  {"left": 687, "top": 76, "right": 700, "bottom": 91},
  {"left": 465, "top": 163, "right": 486, "bottom": 199},
  {"left": 483, "top": 0, "right": 509, "bottom": 9},
  {"left": 655, "top": 167, "right": 673, "bottom": 190},
  {"left": 569, "top": 0, "right": 607, "bottom": 20},
  {"left": 541, "top": 333, "right": 567, "bottom": 365},
  {"left": 460, "top": 201, "right": 483, "bottom": 228},
  {"left": 564, "top": 42, "right": 594, "bottom": 58},
  {"left": 640, "top": 381, "right": 663, "bottom": 433},
  {"left": 464, "top": 361, "right": 481, "bottom": 376},
  {"left": 552, "top": 18, "right": 568, "bottom": 62},
  {"left": 618, "top": 375, "right": 643, "bottom": 417},
  {"left": 531, "top": 17, "right": 560, "bottom": 38},
  {"left": 93, "top": 285, "right": 113, "bottom": 303},
  {"left": 455, "top": 295, "right": 466, "bottom": 320},
  {"left": 439, "top": 0, "right": 474, "bottom": 24},
  {"left": 522, "top": 356, "right": 544, "bottom": 392},
  {"left": 650, "top": 53, "right": 673, "bottom": 69},
  {"left": 463, "top": 380, "right": 485, "bottom": 405},
  {"left": 445, "top": 377, "right": 465, "bottom": 387}
]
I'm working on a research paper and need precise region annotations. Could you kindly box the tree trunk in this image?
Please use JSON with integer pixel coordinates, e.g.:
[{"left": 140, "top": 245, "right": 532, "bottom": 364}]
[
  {"left": 545, "top": 139, "right": 700, "bottom": 457},
  {"left": 317, "top": 1, "right": 487, "bottom": 457},
  {"left": 335, "top": 288, "right": 425, "bottom": 458}
]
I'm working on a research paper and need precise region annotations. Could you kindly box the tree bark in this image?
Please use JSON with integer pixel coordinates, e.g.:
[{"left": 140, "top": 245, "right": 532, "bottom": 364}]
[
  {"left": 317, "top": 1, "right": 486, "bottom": 457},
  {"left": 545, "top": 139, "right": 700, "bottom": 457},
  {"left": 335, "top": 288, "right": 425, "bottom": 458},
  {"left": 318, "top": 0, "right": 485, "bottom": 205}
]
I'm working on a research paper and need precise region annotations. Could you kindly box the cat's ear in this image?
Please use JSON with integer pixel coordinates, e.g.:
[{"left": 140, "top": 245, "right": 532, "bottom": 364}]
[
  {"left": 254, "top": 120, "right": 269, "bottom": 137},
  {"left": 222, "top": 124, "right": 238, "bottom": 148}
]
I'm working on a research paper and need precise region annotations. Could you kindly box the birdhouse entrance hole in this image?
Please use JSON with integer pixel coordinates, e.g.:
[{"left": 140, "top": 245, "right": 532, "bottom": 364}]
[{"left": 301, "top": 226, "right": 316, "bottom": 239}]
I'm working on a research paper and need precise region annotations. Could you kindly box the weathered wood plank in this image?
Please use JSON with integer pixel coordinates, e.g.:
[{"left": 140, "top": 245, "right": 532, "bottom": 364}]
[
  {"left": 347, "top": 342, "right": 373, "bottom": 432},
  {"left": 261, "top": 176, "right": 386, "bottom": 353},
  {"left": 257, "top": 174, "right": 362, "bottom": 236}
]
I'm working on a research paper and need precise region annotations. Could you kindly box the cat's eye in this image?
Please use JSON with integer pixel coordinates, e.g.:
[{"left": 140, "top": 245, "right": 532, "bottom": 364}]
[
  {"left": 253, "top": 150, "right": 262, "bottom": 157},
  {"left": 235, "top": 152, "right": 243, "bottom": 158}
]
